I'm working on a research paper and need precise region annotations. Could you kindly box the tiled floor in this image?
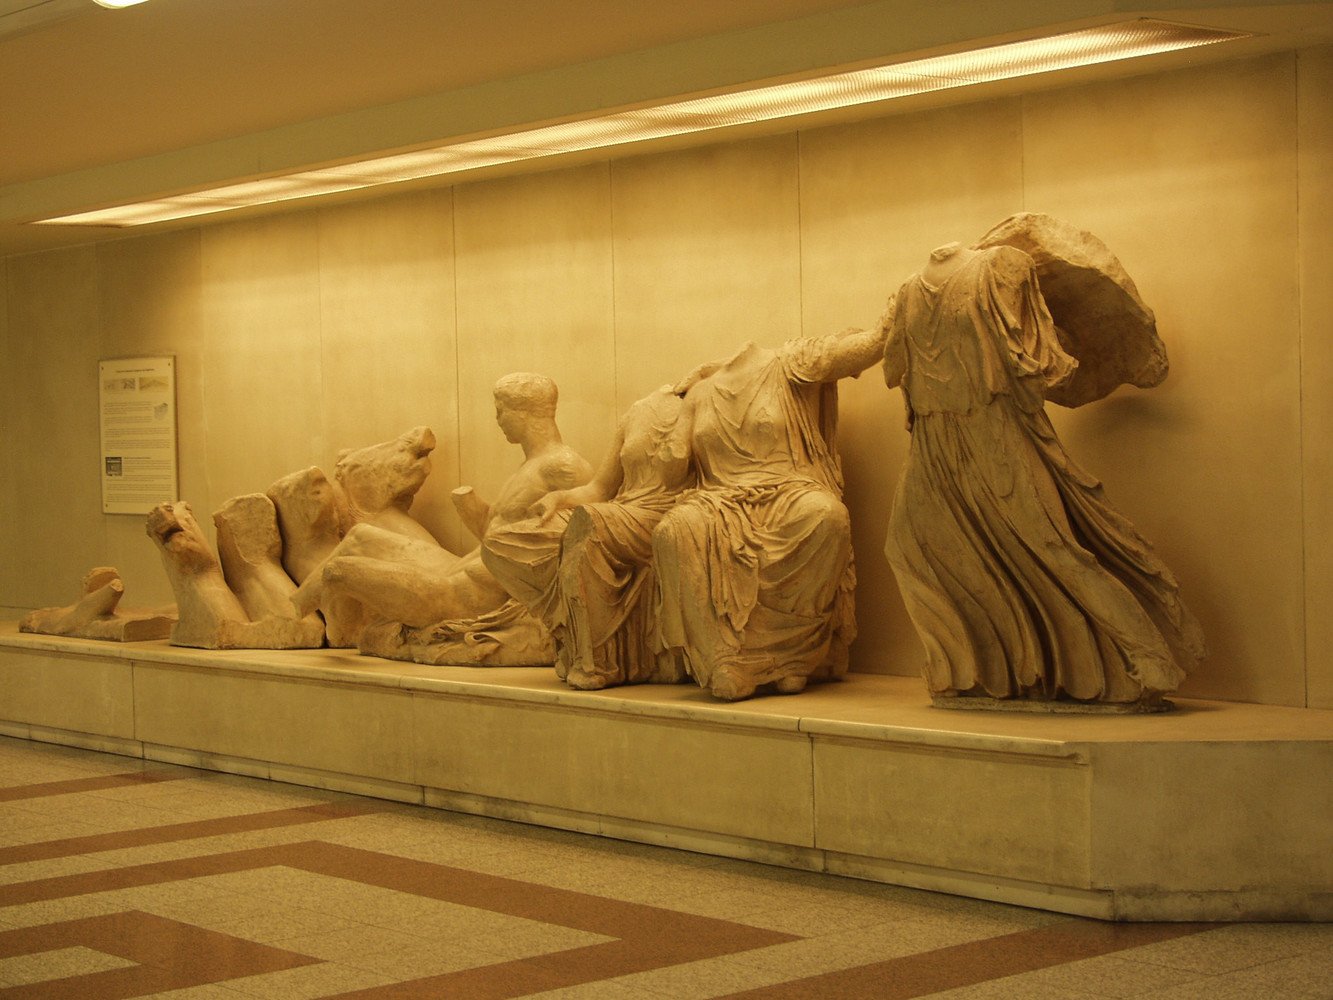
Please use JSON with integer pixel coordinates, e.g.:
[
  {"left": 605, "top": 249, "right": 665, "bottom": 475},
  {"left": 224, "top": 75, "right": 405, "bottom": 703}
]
[{"left": 0, "top": 736, "right": 1327, "bottom": 999}]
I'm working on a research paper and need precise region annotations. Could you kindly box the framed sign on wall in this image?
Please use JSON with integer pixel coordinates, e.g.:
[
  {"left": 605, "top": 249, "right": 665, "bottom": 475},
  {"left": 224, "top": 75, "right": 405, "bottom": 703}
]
[{"left": 98, "top": 356, "right": 178, "bottom": 515}]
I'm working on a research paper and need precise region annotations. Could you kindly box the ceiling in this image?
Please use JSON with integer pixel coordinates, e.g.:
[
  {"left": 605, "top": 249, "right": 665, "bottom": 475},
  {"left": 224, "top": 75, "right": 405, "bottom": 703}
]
[{"left": 1, "top": 0, "right": 1330, "bottom": 258}]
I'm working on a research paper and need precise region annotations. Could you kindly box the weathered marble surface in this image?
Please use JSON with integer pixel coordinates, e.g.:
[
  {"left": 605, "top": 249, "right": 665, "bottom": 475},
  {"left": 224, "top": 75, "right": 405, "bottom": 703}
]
[
  {"left": 881, "top": 237, "right": 1204, "bottom": 708},
  {"left": 486, "top": 384, "right": 694, "bottom": 688},
  {"left": 266, "top": 466, "right": 350, "bottom": 585},
  {"left": 307, "top": 374, "right": 591, "bottom": 666},
  {"left": 216, "top": 494, "right": 302, "bottom": 621},
  {"left": 214, "top": 493, "right": 326, "bottom": 646},
  {"left": 147, "top": 501, "right": 324, "bottom": 650},
  {"left": 19, "top": 567, "right": 175, "bottom": 642},
  {"left": 289, "top": 427, "right": 442, "bottom": 646},
  {"left": 336, "top": 426, "right": 440, "bottom": 545},
  {"left": 358, "top": 600, "right": 553, "bottom": 667},
  {"left": 974, "top": 212, "right": 1167, "bottom": 407},
  {"left": 651, "top": 327, "right": 888, "bottom": 701}
]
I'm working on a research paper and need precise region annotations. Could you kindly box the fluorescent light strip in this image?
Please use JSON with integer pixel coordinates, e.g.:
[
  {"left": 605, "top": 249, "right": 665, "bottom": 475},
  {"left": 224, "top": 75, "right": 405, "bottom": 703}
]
[{"left": 37, "top": 19, "right": 1247, "bottom": 228}]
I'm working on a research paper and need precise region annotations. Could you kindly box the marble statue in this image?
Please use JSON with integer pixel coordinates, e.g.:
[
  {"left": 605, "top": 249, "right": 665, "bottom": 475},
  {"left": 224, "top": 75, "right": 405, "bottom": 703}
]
[
  {"left": 147, "top": 501, "right": 324, "bottom": 650},
  {"left": 881, "top": 222, "right": 1204, "bottom": 709},
  {"left": 19, "top": 567, "right": 175, "bottom": 641},
  {"left": 266, "top": 466, "right": 350, "bottom": 585},
  {"left": 285, "top": 427, "right": 440, "bottom": 646},
  {"left": 301, "top": 373, "right": 592, "bottom": 665},
  {"left": 651, "top": 327, "right": 887, "bottom": 701},
  {"left": 214, "top": 493, "right": 325, "bottom": 630},
  {"left": 335, "top": 426, "right": 440, "bottom": 546},
  {"left": 974, "top": 213, "right": 1168, "bottom": 407},
  {"left": 266, "top": 464, "right": 364, "bottom": 645},
  {"left": 486, "top": 382, "right": 696, "bottom": 689}
]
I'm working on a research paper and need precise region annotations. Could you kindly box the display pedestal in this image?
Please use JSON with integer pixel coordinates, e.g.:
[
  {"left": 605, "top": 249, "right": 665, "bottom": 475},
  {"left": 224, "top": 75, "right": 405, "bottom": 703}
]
[{"left": 1, "top": 622, "right": 1328, "bottom": 922}]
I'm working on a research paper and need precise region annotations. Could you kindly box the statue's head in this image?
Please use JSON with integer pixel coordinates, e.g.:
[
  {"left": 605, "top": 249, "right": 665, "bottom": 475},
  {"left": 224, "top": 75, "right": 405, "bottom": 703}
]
[
  {"left": 146, "top": 500, "right": 217, "bottom": 572},
  {"left": 493, "top": 372, "right": 558, "bottom": 443},
  {"left": 334, "top": 427, "right": 436, "bottom": 513}
]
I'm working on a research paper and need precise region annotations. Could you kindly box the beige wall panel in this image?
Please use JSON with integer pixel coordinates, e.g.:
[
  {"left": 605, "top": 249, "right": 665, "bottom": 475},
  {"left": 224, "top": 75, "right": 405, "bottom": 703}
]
[
  {"left": 198, "top": 213, "right": 327, "bottom": 527},
  {"left": 610, "top": 134, "right": 802, "bottom": 411},
  {"left": 316, "top": 190, "right": 463, "bottom": 551},
  {"left": 453, "top": 165, "right": 617, "bottom": 504},
  {"left": 3, "top": 247, "right": 104, "bottom": 610},
  {"left": 1021, "top": 55, "right": 1304, "bottom": 705},
  {"left": 1299, "top": 46, "right": 1333, "bottom": 709},
  {"left": 797, "top": 100, "right": 1026, "bottom": 677},
  {"left": 134, "top": 662, "right": 416, "bottom": 783},
  {"left": 0, "top": 648, "right": 134, "bottom": 739},
  {"left": 96, "top": 230, "right": 204, "bottom": 607},
  {"left": 814, "top": 739, "right": 1091, "bottom": 886},
  {"left": 414, "top": 697, "right": 815, "bottom": 845}
]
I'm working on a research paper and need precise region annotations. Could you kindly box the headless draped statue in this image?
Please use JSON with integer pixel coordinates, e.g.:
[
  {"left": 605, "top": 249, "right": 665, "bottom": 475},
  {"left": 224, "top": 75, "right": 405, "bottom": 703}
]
[
  {"left": 651, "top": 325, "right": 887, "bottom": 701},
  {"left": 882, "top": 235, "right": 1204, "bottom": 709}
]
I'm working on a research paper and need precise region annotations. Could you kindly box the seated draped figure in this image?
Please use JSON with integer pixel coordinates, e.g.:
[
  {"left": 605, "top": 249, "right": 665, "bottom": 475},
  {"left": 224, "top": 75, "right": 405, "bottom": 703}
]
[
  {"left": 485, "top": 325, "right": 884, "bottom": 703},
  {"left": 484, "top": 382, "right": 696, "bottom": 689},
  {"left": 648, "top": 326, "right": 889, "bottom": 701},
  {"left": 294, "top": 373, "right": 592, "bottom": 666},
  {"left": 881, "top": 213, "right": 1205, "bottom": 710}
]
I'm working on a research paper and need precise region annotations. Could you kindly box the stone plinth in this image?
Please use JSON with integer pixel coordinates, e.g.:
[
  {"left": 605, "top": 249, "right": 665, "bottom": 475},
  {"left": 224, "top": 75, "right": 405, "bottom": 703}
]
[{"left": 0, "top": 622, "right": 1327, "bottom": 922}]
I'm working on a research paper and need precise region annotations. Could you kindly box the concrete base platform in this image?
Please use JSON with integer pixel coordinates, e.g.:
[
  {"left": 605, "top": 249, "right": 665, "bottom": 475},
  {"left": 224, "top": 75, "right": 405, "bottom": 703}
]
[{"left": 1, "top": 622, "right": 1328, "bottom": 922}]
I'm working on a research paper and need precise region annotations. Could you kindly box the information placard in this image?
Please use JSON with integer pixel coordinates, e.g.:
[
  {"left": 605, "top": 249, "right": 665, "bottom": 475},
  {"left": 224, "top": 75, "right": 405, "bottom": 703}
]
[{"left": 99, "top": 356, "right": 178, "bottom": 515}]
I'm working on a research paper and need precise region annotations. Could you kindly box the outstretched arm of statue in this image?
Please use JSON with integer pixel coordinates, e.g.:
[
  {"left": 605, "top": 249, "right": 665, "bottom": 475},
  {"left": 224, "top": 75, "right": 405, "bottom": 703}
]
[
  {"left": 531, "top": 426, "right": 626, "bottom": 523},
  {"left": 452, "top": 486, "right": 491, "bottom": 541},
  {"left": 672, "top": 358, "right": 726, "bottom": 395},
  {"left": 820, "top": 294, "right": 897, "bottom": 381}
]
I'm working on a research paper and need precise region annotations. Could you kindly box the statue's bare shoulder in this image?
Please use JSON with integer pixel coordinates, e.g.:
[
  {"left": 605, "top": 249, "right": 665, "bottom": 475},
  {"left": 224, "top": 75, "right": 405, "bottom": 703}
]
[{"left": 535, "top": 443, "right": 594, "bottom": 493}]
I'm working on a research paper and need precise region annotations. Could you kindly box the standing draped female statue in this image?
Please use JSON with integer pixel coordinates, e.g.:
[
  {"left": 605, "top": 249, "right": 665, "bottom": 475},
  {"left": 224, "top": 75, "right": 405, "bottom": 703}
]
[{"left": 882, "top": 238, "right": 1204, "bottom": 707}]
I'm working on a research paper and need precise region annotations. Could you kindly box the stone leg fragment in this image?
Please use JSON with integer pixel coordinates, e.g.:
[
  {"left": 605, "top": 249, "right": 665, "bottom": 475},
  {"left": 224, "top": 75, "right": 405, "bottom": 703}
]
[
  {"left": 19, "top": 566, "right": 175, "bottom": 642},
  {"left": 215, "top": 493, "right": 325, "bottom": 646},
  {"left": 147, "top": 500, "right": 323, "bottom": 650}
]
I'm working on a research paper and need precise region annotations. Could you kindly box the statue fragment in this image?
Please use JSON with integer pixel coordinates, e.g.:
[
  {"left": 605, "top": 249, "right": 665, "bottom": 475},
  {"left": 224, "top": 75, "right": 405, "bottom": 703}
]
[{"left": 19, "top": 567, "right": 175, "bottom": 642}]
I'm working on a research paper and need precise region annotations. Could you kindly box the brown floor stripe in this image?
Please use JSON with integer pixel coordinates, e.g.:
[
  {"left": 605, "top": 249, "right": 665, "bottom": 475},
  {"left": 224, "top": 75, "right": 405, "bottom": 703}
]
[
  {"left": 0, "top": 769, "right": 187, "bottom": 803},
  {"left": 0, "top": 910, "right": 318, "bottom": 999},
  {"left": 1, "top": 839, "right": 796, "bottom": 998},
  {"left": 714, "top": 919, "right": 1213, "bottom": 999},
  {"left": 287, "top": 842, "right": 796, "bottom": 1000},
  {"left": 0, "top": 800, "right": 381, "bottom": 868}
]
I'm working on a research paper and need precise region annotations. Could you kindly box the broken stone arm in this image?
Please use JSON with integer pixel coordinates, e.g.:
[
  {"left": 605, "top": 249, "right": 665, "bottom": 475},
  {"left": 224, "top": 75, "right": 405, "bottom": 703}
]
[
  {"left": 452, "top": 486, "right": 491, "bottom": 541},
  {"left": 826, "top": 294, "right": 896, "bottom": 382}
]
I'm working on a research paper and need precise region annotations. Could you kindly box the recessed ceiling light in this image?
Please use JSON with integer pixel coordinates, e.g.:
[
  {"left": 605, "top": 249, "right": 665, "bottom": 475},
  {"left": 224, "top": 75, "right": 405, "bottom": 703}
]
[
  {"left": 93, "top": 0, "right": 152, "bottom": 9},
  {"left": 35, "top": 18, "right": 1250, "bottom": 229}
]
